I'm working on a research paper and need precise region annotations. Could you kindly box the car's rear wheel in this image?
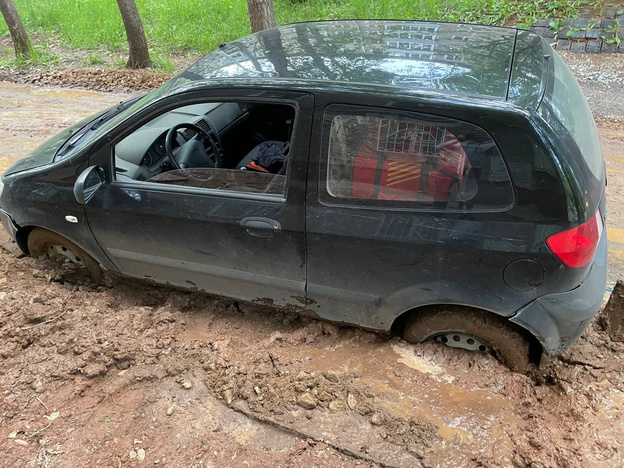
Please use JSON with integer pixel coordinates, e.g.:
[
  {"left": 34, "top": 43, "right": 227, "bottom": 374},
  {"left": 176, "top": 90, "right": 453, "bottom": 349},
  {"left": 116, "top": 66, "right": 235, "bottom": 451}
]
[
  {"left": 27, "top": 228, "right": 102, "bottom": 285},
  {"left": 402, "top": 306, "right": 533, "bottom": 373}
]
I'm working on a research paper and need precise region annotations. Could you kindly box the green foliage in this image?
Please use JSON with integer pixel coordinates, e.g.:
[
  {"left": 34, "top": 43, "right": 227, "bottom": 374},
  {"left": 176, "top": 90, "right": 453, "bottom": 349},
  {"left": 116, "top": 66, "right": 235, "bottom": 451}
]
[
  {"left": 84, "top": 53, "right": 106, "bottom": 66},
  {"left": 0, "top": 0, "right": 615, "bottom": 59},
  {"left": 601, "top": 18, "right": 622, "bottom": 45},
  {"left": 150, "top": 52, "right": 177, "bottom": 74},
  {"left": 7, "top": 30, "right": 61, "bottom": 67}
]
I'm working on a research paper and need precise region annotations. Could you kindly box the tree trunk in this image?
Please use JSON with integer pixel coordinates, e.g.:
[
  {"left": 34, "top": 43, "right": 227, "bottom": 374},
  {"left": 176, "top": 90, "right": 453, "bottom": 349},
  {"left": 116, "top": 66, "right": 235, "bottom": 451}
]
[
  {"left": 116, "top": 0, "right": 152, "bottom": 68},
  {"left": 0, "top": 0, "right": 30, "bottom": 59},
  {"left": 246, "top": 0, "right": 276, "bottom": 33}
]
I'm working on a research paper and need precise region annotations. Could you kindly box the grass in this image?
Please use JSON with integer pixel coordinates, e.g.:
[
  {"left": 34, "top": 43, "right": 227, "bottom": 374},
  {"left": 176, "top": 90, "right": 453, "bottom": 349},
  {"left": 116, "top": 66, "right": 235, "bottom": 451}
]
[{"left": 0, "top": 0, "right": 620, "bottom": 69}]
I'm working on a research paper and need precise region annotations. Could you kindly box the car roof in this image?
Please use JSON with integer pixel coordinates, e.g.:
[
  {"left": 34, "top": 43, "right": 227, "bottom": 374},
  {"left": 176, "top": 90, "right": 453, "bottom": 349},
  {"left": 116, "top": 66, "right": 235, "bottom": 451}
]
[{"left": 171, "top": 20, "right": 542, "bottom": 103}]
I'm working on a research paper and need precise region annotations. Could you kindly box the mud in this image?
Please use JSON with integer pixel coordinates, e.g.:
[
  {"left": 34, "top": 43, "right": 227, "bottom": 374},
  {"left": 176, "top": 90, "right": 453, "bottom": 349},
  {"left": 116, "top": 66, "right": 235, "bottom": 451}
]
[
  {"left": 602, "top": 281, "right": 624, "bottom": 341},
  {"left": 0, "top": 68, "right": 171, "bottom": 93},
  {"left": 0, "top": 245, "right": 623, "bottom": 467}
]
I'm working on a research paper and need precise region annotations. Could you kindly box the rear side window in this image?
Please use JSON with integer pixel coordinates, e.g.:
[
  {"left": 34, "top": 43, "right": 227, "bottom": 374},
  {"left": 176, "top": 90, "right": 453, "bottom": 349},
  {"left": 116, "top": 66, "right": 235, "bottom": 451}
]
[{"left": 321, "top": 105, "right": 514, "bottom": 211}]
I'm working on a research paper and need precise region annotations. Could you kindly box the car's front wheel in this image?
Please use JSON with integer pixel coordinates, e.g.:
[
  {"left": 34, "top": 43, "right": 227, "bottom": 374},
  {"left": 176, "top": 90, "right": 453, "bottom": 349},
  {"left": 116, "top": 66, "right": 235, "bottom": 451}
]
[
  {"left": 27, "top": 228, "right": 102, "bottom": 284},
  {"left": 403, "top": 306, "right": 534, "bottom": 373}
]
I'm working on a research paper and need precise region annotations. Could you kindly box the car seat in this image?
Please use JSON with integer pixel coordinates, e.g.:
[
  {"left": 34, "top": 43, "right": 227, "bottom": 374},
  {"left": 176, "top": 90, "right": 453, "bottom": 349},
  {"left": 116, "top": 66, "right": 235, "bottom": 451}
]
[
  {"left": 236, "top": 140, "right": 289, "bottom": 174},
  {"left": 351, "top": 121, "right": 470, "bottom": 203}
]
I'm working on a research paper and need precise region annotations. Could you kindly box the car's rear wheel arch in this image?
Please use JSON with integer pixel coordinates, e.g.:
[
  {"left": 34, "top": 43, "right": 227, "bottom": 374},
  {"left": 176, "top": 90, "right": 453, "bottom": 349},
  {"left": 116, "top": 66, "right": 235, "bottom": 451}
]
[{"left": 391, "top": 304, "right": 542, "bottom": 372}]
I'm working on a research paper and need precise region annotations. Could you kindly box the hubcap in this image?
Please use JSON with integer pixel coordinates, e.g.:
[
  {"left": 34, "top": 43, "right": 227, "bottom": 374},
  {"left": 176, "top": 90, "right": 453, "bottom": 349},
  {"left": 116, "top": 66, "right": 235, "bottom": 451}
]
[
  {"left": 432, "top": 332, "right": 491, "bottom": 353},
  {"left": 48, "top": 244, "right": 84, "bottom": 265}
]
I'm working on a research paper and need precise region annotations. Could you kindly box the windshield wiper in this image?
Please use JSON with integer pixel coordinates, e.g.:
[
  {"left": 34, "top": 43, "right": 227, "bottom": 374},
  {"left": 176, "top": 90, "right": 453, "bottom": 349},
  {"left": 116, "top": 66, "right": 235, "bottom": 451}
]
[
  {"left": 90, "top": 99, "right": 134, "bottom": 130},
  {"left": 55, "top": 94, "right": 144, "bottom": 160},
  {"left": 90, "top": 109, "right": 115, "bottom": 130}
]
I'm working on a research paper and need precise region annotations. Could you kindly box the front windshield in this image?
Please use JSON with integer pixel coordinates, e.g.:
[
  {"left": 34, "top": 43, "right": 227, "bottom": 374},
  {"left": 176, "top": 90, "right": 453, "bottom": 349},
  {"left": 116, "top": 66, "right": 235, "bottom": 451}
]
[
  {"left": 54, "top": 91, "right": 156, "bottom": 161},
  {"left": 55, "top": 69, "right": 204, "bottom": 161},
  {"left": 88, "top": 73, "right": 197, "bottom": 141},
  {"left": 93, "top": 89, "right": 160, "bottom": 138}
]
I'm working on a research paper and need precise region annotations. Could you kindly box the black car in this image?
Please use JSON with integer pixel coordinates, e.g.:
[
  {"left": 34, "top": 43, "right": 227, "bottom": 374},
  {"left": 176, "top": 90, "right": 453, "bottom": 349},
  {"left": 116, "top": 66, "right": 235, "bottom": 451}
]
[{"left": 0, "top": 21, "right": 607, "bottom": 372}]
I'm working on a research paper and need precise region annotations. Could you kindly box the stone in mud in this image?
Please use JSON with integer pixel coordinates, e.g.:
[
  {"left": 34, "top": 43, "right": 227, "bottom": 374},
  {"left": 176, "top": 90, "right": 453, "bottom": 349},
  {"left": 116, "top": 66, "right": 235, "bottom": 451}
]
[
  {"left": 328, "top": 400, "right": 345, "bottom": 412},
  {"left": 270, "top": 331, "right": 284, "bottom": 342},
  {"left": 295, "top": 371, "right": 311, "bottom": 381},
  {"left": 83, "top": 362, "right": 106, "bottom": 378},
  {"left": 370, "top": 413, "right": 384, "bottom": 425},
  {"left": 297, "top": 393, "right": 317, "bottom": 410},
  {"left": 22, "top": 303, "right": 54, "bottom": 323},
  {"left": 323, "top": 370, "right": 341, "bottom": 383},
  {"left": 321, "top": 322, "right": 339, "bottom": 336},
  {"left": 347, "top": 393, "right": 359, "bottom": 410},
  {"left": 223, "top": 389, "right": 233, "bottom": 405},
  {"left": 602, "top": 281, "right": 624, "bottom": 341},
  {"left": 407, "top": 444, "right": 425, "bottom": 459}
]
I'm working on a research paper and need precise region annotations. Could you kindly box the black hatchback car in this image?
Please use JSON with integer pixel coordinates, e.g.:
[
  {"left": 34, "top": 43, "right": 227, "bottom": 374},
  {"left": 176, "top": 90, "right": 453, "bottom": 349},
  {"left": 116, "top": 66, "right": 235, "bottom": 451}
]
[{"left": 0, "top": 21, "right": 607, "bottom": 371}]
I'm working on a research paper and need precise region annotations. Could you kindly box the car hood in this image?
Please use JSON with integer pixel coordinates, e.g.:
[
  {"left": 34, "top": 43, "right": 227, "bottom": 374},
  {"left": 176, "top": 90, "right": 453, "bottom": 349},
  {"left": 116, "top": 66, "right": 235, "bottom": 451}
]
[{"left": 2, "top": 114, "right": 101, "bottom": 176}]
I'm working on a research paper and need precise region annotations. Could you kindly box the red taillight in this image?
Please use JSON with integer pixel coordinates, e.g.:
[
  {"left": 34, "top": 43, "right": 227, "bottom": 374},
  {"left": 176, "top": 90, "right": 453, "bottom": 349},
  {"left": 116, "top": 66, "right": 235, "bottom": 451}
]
[{"left": 546, "top": 209, "right": 603, "bottom": 268}]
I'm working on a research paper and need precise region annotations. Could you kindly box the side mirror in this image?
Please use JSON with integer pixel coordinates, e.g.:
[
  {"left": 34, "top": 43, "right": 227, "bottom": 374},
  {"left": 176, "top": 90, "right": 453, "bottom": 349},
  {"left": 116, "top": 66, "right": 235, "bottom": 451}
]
[{"left": 74, "top": 166, "right": 104, "bottom": 205}]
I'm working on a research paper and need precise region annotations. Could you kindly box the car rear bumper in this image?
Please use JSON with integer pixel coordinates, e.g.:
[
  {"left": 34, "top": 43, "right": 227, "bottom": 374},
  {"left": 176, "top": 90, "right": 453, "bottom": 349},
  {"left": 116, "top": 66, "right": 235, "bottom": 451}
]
[{"left": 510, "top": 230, "right": 608, "bottom": 355}]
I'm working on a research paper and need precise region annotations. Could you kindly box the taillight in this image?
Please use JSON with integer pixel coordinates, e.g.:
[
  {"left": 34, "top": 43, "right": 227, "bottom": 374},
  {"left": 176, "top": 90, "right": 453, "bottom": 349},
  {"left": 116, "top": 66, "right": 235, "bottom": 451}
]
[{"left": 546, "top": 209, "right": 603, "bottom": 268}]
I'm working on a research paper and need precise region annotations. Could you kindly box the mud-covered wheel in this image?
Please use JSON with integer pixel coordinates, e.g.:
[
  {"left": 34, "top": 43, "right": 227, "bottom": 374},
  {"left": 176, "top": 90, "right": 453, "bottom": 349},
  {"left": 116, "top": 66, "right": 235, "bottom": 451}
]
[
  {"left": 403, "top": 306, "right": 533, "bottom": 373},
  {"left": 27, "top": 228, "right": 102, "bottom": 285}
]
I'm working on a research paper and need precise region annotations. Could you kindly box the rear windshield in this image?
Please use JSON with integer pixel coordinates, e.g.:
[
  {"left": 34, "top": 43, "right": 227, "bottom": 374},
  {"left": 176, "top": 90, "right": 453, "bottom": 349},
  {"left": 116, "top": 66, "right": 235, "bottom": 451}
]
[{"left": 539, "top": 53, "right": 603, "bottom": 180}]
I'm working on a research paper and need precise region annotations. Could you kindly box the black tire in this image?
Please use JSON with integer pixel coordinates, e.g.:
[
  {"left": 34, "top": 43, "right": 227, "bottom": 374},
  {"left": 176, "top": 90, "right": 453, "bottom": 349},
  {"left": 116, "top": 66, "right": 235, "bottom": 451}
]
[
  {"left": 27, "top": 228, "right": 103, "bottom": 285},
  {"left": 403, "top": 306, "right": 533, "bottom": 373}
]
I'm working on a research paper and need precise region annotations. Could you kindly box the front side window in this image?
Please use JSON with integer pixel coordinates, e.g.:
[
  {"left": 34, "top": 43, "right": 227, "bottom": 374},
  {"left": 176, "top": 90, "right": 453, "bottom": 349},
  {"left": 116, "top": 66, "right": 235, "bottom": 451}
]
[
  {"left": 114, "top": 101, "right": 296, "bottom": 197},
  {"left": 321, "top": 105, "right": 513, "bottom": 211}
]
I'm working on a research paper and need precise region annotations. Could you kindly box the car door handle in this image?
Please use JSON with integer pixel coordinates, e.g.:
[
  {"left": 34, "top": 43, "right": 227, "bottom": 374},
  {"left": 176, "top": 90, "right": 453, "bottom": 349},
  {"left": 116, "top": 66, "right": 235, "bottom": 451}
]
[{"left": 240, "top": 217, "right": 281, "bottom": 237}]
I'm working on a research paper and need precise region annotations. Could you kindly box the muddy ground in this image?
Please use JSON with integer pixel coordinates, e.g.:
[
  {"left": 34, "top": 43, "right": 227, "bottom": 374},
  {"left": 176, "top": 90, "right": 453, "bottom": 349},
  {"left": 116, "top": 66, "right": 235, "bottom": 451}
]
[{"left": 1, "top": 55, "right": 624, "bottom": 467}]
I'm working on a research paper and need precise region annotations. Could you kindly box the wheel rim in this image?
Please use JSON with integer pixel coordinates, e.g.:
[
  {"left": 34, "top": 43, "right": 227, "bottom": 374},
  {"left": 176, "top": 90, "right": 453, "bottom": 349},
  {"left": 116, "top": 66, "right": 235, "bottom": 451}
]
[
  {"left": 47, "top": 244, "right": 84, "bottom": 266},
  {"left": 431, "top": 332, "right": 492, "bottom": 353}
]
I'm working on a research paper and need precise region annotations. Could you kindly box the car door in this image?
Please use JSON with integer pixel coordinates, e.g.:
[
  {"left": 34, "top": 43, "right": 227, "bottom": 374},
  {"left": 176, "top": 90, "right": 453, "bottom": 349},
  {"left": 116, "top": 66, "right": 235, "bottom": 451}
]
[
  {"left": 81, "top": 89, "right": 313, "bottom": 309},
  {"left": 305, "top": 102, "right": 519, "bottom": 331}
]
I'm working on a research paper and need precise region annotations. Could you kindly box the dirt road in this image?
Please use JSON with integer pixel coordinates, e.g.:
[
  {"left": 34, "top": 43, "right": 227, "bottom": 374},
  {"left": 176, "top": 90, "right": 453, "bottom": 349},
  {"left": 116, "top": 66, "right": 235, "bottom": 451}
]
[{"left": 1, "top": 68, "right": 624, "bottom": 467}]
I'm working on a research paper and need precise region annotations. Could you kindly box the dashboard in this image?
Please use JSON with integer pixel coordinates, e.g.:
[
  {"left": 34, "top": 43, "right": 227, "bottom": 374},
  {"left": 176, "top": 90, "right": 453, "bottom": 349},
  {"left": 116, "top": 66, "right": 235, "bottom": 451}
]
[{"left": 114, "top": 102, "right": 246, "bottom": 181}]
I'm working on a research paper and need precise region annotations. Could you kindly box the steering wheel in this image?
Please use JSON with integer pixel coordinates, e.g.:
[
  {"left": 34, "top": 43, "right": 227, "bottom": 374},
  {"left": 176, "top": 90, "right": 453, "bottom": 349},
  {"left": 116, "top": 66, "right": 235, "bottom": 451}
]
[{"left": 165, "top": 123, "right": 222, "bottom": 169}]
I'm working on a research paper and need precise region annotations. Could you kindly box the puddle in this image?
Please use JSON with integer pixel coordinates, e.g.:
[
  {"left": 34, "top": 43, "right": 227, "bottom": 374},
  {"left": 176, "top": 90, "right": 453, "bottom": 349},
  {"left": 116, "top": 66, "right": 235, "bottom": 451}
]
[
  {"left": 391, "top": 343, "right": 454, "bottom": 383},
  {"left": 291, "top": 338, "right": 518, "bottom": 465}
]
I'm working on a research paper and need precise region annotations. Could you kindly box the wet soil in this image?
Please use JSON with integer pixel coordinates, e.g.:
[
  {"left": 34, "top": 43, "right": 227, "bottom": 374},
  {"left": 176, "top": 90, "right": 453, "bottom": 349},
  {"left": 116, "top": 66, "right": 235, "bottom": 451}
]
[
  {"left": 0, "top": 82, "right": 134, "bottom": 162},
  {"left": 1, "top": 52, "right": 624, "bottom": 466},
  {"left": 0, "top": 241, "right": 623, "bottom": 468}
]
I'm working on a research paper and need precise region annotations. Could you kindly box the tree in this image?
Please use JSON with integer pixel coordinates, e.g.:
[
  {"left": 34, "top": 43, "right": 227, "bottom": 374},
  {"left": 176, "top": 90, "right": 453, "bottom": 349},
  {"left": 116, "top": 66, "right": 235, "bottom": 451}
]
[
  {"left": 0, "top": 0, "right": 30, "bottom": 59},
  {"left": 116, "top": 0, "right": 152, "bottom": 68},
  {"left": 246, "top": 0, "right": 276, "bottom": 33}
]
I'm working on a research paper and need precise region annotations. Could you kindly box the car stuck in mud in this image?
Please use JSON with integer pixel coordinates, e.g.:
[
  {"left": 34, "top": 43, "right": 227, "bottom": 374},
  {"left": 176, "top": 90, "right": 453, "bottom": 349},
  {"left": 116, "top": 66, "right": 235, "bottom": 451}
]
[{"left": 0, "top": 20, "right": 607, "bottom": 373}]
